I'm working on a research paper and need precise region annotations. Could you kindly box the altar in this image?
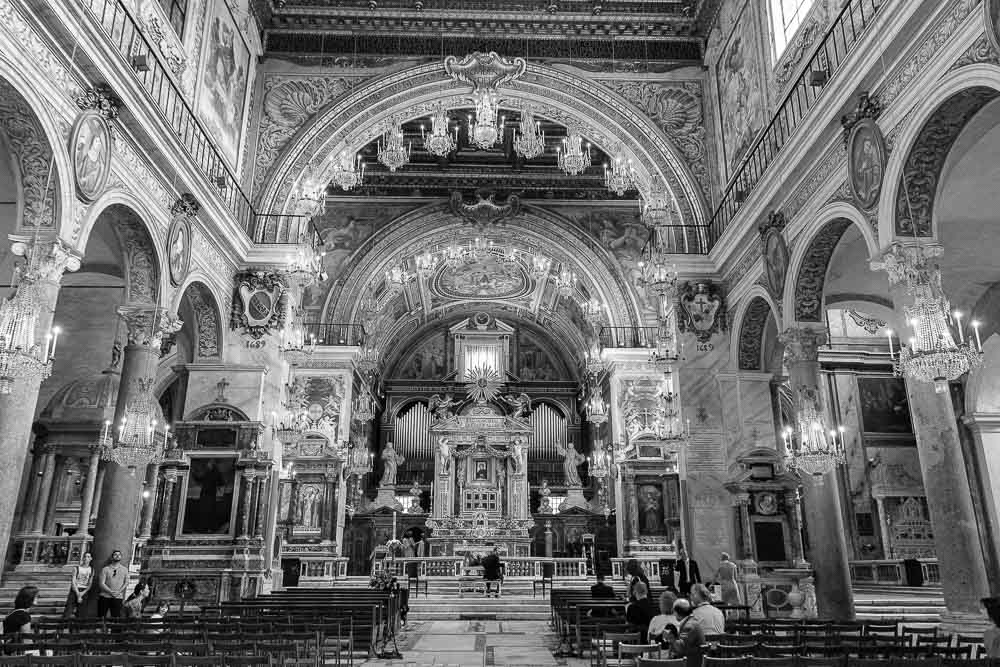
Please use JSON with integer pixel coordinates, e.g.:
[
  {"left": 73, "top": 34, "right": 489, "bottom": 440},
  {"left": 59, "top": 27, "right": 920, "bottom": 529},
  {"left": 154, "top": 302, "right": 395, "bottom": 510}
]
[{"left": 425, "top": 406, "right": 534, "bottom": 556}]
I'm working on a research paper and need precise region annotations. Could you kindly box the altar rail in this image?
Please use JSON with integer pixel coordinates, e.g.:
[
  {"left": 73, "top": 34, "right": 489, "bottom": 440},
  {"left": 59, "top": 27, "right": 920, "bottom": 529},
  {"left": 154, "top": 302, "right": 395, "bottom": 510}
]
[
  {"left": 849, "top": 559, "right": 940, "bottom": 586},
  {"left": 299, "top": 557, "right": 349, "bottom": 584},
  {"left": 610, "top": 557, "right": 663, "bottom": 581},
  {"left": 373, "top": 556, "right": 588, "bottom": 579},
  {"left": 9, "top": 535, "right": 92, "bottom": 570}
]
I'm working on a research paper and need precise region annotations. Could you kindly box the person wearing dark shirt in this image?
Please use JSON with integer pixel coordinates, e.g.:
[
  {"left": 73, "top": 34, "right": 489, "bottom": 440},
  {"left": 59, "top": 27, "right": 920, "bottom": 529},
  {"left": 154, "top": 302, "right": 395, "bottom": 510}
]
[
  {"left": 3, "top": 586, "right": 37, "bottom": 653},
  {"left": 482, "top": 547, "right": 503, "bottom": 598},
  {"left": 591, "top": 574, "right": 615, "bottom": 599},
  {"left": 625, "top": 559, "right": 651, "bottom": 602},
  {"left": 669, "top": 598, "right": 706, "bottom": 667},
  {"left": 675, "top": 546, "right": 701, "bottom": 597},
  {"left": 625, "top": 582, "right": 657, "bottom": 642}
]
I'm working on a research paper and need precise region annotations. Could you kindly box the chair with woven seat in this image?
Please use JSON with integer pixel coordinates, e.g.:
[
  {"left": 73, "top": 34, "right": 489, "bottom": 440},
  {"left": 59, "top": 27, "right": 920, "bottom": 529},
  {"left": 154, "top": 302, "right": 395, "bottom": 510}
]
[{"left": 533, "top": 561, "right": 555, "bottom": 598}]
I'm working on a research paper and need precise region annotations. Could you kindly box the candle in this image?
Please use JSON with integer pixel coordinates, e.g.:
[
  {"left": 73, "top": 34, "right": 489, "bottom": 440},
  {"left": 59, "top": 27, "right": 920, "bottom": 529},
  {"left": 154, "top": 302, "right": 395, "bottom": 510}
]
[
  {"left": 973, "top": 320, "right": 983, "bottom": 351},
  {"left": 392, "top": 510, "right": 397, "bottom": 540},
  {"left": 50, "top": 326, "right": 61, "bottom": 359},
  {"left": 886, "top": 329, "right": 894, "bottom": 358},
  {"left": 954, "top": 312, "right": 965, "bottom": 343},
  {"left": 838, "top": 425, "right": 846, "bottom": 451},
  {"left": 909, "top": 336, "right": 918, "bottom": 353}
]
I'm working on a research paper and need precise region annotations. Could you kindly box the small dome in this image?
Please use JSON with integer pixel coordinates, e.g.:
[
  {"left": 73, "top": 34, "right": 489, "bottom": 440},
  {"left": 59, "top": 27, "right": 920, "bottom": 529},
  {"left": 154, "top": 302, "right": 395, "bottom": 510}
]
[{"left": 39, "top": 369, "right": 121, "bottom": 425}]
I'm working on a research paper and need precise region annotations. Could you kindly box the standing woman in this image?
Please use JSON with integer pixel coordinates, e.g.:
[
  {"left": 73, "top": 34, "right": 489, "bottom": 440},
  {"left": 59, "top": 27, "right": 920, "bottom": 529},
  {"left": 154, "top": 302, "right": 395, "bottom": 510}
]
[
  {"left": 3, "top": 586, "right": 38, "bottom": 640},
  {"left": 715, "top": 552, "right": 742, "bottom": 607},
  {"left": 64, "top": 552, "right": 94, "bottom": 618},
  {"left": 625, "top": 559, "right": 650, "bottom": 602}
]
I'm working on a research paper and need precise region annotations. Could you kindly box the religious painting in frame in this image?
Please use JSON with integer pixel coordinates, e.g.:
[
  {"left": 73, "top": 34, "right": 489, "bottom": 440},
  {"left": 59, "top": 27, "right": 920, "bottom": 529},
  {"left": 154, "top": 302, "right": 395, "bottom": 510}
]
[
  {"left": 181, "top": 456, "right": 237, "bottom": 536},
  {"left": 759, "top": 211, "right": 789, "bottom": 301},
  {"left": 715, "top": 0, "right": 766, "bottom": 177},
  {"left": 69, "top": 110, "right": 112, "bottom": 203},
  {"left": 196, "top": 1, "right": 250, "bottom": 170},
  {"left": 846, "top": 117, "right": 886, "bottom": 212},
  {"left": 985, "top": 0, "right": 1000, "bottom": 57},
  {"left": 167, "top": 214, "right": 192, "bottom": 287},
  {"left": 857, "top": 377, "right": 913, "bottom": 436}
]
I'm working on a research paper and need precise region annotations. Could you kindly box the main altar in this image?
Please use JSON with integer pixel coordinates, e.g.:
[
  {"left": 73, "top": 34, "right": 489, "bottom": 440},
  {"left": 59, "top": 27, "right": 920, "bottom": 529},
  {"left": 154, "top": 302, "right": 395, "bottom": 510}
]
[{"left": 425, "top": 406, "right": 534, "bottom": 556}]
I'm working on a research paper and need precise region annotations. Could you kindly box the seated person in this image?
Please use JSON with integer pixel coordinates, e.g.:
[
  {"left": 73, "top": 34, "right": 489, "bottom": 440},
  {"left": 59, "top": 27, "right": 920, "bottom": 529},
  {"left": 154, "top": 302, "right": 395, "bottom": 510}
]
[
  {"left": 624, "top": 581, "right": 656, "bottom": 642},
  {"left": 669, "top": 598, "right": 706, "bottom": 667},
  {"left": 482, "top": 546, "right": 503, "bottom": 598},
  {"left": 689, "top": 583, "right": 725, "bottom": 635},
  {"left": 591, "top": 574, "right": 615, "bottom": 599},
  {"left": 648, "top": 590, "right": 679, "bottom": 643}
]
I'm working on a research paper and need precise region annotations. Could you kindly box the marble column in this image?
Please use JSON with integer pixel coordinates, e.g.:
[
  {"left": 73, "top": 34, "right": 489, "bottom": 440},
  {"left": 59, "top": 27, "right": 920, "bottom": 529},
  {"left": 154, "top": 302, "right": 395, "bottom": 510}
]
[
  {"left": 874, "top": 496, "right": 893, "bottom": 560},
  {"left": 92, "top": 304, "right": 181, "bottom": 569},
  {"left": 780, "top": 326, "right": 855, "bottom": 620},
  {"left": 91, "top": 467, "right": 105, "bottom": 523},
  {"left": 157, "top": 469, "right": 178, "bottom": 538},
  {"left": 0, "top": 239, "right": 79, "bottom": 567},
  {"left": 239, "top": 469, "right": 255, "bottom": 538},
  {"left": 139, "top": 463, "right": 160, "bottom": 539},
  {"left": 19, "top": 452, "right": 44, "bottom": 533},
  {"left": 734, "top": 493, "right": 753, "bottom": 560},
  {"left": 876, "top": 245, "right": 991, "bottom": 624},
  {"left": 254, "top": 475, "right": 268, "bottom": 538},
  {"left": 77, "top": 447, "right": 101, "bottom": 535},
  {"left": 31, "top": 447, "right": 56, "bottom": 534},
  {"left": 790, "top": 488, "right": 808, "bottom": 566},
  {"left": 963, "top": 414, "right": 1000, "bottom": 591}
]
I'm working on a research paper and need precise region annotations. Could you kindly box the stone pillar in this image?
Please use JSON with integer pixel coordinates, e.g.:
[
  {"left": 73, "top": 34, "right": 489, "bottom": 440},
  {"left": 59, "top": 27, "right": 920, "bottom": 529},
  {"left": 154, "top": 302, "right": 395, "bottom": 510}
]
[
  {"left": 77, "top": 447, "right": 101, "bottom": 535},
  {"left": 0, "top": 238, "right": 79, "bottom": 567},
  {"left": 157, "top": 469, "right": 178, "bottom": 538},
  {"left": 92, "top": 304, "right": 181, "bottom": 569},
  {"left": 780, "top": 326, "right": 855, "bottom": 620},
  {"left": 91, "top": 467, "right": 105, "bottom": 523},
  {"left": 20, "top": 452, "right": 44, "bottom": 533},
  {"left": 239, "top": 469, "right": 255, "bottom": 538},
  {"left": 30, "top": 447, "right": 56, "bottom": 534},
  {"left": 876, "top": 245, "right": 992, "bottom": 624},
  {"left": 139, "top": 464, "right": 159, "bottom": 539},
  {"left": 790, "top": 488, "right": 808, "bottom": 566},
  {"left": 544, "top": 520, "right": 553, "bottom": 557},
  {"left": 254, "top": 475, "right": 268, "bottom": 538},
  {"left": 734, "top": 493, "right": 753, "bottom": 559}
]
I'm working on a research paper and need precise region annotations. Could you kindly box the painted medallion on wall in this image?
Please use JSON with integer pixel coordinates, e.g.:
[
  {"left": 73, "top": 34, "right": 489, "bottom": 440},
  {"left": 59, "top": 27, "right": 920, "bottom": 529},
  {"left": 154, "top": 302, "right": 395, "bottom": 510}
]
[
  {"left": 986, "top": 0, "right": 1000, "bottom": 57},
  {"left": 758, "top": 210, "right": 789, "bottom": 302},
  {"left": 167, "top": 194, "right": 198, "bottom": 287},
  {"left": 842, "top": 93, "right": 885, "bottom": 212},
  {"left": 69, "top": 110, "right": 112, "bottom": 203},
  {"left": 432, "top": 252, "right": 531, "bottom": 300},
  {"left": 196, "top": 1, "right": 250, "bottom": 169}
]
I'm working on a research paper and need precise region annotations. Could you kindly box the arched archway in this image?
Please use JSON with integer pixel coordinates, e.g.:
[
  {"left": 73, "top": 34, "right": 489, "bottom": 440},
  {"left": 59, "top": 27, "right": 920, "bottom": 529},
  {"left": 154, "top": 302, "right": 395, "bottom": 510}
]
[
  {"left": 177, "top": 279, "right": 224, "bottom": 360},
  {"left": 735, "top": 294, "right": 778, "bottom": 372}
]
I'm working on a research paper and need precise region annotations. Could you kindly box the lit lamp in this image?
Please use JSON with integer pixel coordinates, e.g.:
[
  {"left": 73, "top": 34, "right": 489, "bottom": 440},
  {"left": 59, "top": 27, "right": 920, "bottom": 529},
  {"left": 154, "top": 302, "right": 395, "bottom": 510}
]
[
  {"left": 377, "top": 118, "right": 411, "bottom": 172},
  {"left": 513, "top": 105, "right": 545, "bottom": 159},
  {"left": 604, "top": 152, "right": 635, "bottom": 196},
  {"left": 468, "top": 90, "right": 504, "bottom": 149},
  {"left": 0, "top": 277, "right": 59, "bottom": 394},
  {"left": 782, "top": 399, "right": 846, "bottom": 476},
  {"left": 332, "top": 150, "right": 365, "bottom": 191},
  {"left": 556, "top": 131, "right": 591, "bottom": 175},
  {"left": 585, "top": 392, "right": 608, "bottom": 424},
  {"left": 100, "top": 379, "right": 172, "bottom": 472},
  {"left": 421, "top": 103, "right": 457, "bottom": 157}
]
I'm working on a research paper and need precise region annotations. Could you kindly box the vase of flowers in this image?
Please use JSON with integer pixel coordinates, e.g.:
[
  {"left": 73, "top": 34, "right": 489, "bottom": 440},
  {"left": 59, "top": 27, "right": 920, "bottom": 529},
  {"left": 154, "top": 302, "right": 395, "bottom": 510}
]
[
  {"left": 369, "top": 569, "right": 396, "bottom": 591},
  {"left": 385, "top": 538, "right": 403, "bottom": 560}
]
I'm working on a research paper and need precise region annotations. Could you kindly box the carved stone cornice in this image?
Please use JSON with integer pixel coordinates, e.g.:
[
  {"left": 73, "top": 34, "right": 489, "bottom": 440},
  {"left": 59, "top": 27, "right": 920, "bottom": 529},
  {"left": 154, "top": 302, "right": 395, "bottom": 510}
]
[
  {"left": 75, "top": 86, "right": 121, "bottom": 121},
  {"left": 10, "top": 237, "right": 82, "bottom": 284},
  {"left": 170, "top": 193, "right": 201, "bottom": 219},
  {"left": 117, "top": 304, "right": 184, "bottom": 348},
  {"left": 779, "top": 327, "right": 827, "bottom": 364},
  {"left": 448, "top": 191, "right": 520, "bottom": 227}
]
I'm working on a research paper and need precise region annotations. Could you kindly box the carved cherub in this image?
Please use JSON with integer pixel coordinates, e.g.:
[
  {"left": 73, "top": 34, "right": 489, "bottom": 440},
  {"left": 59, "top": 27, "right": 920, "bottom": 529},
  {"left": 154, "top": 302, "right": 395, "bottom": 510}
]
[{"left": 501, "top": 392, "right": 532, "bottom": 418}]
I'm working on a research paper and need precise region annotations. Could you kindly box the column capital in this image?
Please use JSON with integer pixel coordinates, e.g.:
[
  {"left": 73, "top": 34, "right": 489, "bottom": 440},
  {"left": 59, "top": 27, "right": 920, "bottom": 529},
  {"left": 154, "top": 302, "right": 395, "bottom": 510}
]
[
  {"left": 733, "top": 493, "right": 751, "bottom": 506},
  {"left": 780, "top": 326, "right": 827, "bottom": 363},
  {"left": 117, "top": 304, "right": 183, "bottom": 348},
  {"left": 10, "top": 236, "right": 81, "bottom": 285}
]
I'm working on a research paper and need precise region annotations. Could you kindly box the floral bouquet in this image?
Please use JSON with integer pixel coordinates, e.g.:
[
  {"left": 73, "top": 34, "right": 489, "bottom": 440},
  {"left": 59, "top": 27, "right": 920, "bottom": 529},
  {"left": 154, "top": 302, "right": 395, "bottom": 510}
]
[
  {"left": 385, "top": 538, "right": 403, "bottom": 556},
  {"left": 369, "top": 569, "right": 396, "bottom": 591}
]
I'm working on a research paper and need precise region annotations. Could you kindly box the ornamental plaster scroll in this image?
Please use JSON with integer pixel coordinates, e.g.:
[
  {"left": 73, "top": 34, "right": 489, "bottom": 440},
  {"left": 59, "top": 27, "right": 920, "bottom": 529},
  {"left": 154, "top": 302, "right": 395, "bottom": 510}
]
[
  {"left": 951, "top": 34, "right": 1000, "bottom": 70},
  {"left": 792, "top": 217, "right": 852, "bottom": 322},
  {"left": 118, "top": 303, "right": 183, "bottom": 348},
  {"left": 598, "top": 79, "right": 710, "bottom": 201},
  {"left": 894, "top": 86, "right": 997, "bottom": 237},
  {"left": 0, "top": 0, "right": 79, "bottom": 100},
  {"left": 253, "top": 75, "right": 358, "bottom": 196},
  {"left": 257, "top": 62, "right": 707, "bottom": 228},
  {"left": 323, "top": 203, "right": 643, "bottom": 333},
  {"left": 111, "top": 209, "right": 161, "bottom": 303},
  {"left": 184, "top": 281, "right": 222, "bottom": 358},
  {"left": 737, "top": 296, "right": 772, "bottom": 371},
  {"left": 0, "top": 78, "right": 57, "bottom": 228},
  {"left": 180, "top": 0, "right": 209, "bottom": 98}
]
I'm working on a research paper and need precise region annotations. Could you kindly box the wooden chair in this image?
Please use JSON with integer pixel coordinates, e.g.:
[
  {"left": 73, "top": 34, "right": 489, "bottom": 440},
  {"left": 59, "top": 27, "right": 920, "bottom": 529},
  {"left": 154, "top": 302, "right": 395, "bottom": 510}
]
[
  {"left": 404, "top": 561, "right": 428, "bottom": 599},
  {"left": 596, "top": 631, "right": 642, "bottom": 667},
  {"left": 702, "top": 657, "right": 751, "bottom": 667},
  {"left": 797, "top": 657, "right": 846, "bottom": 667},
  {"left": 26, "top": 657, "right": 76, "bottom": 667},
  {"left": 533, "top": 561, "right": 555, "bottom": 598},
  {"left": 889, "top": 658, "right": 943, "bottom": 667},
  {"left": 124, "top": 654, "right": 174, "bottom": 667},
  {"left": 223, "top": 658, "right": 271, "bottom": 667},
  {"left": 901, "top": 627, "right": 938, "bottom": 647},
  {"left": 0, "top": 658, "right": 28, "bottom": 667},
  {"left": 749, "top": 657, "right": 797, "bottom": 667},
  {"left": 172, "top": 657, "right": 219, "bottom": 667},
  {"left": 636, "top": 659, "right": 685, "bottom": 667},
  {"left": 714, "top": 643, "right": 758, "bottom": 658},
  {"left": 613, "top": 643, "right": 661, "bottom": 667}
]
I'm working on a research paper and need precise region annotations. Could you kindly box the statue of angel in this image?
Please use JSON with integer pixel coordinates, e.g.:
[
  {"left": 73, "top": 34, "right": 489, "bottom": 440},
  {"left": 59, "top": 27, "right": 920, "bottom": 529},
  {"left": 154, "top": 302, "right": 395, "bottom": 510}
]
[
  {"left": 555, "top": 440, "right": 586, "bottom": 487},
  {"left": 428, "top": 393, "right": 459, "bottom": 421},
  {"left": 501, "top": 392, "right": 532, "bottom": 418}
]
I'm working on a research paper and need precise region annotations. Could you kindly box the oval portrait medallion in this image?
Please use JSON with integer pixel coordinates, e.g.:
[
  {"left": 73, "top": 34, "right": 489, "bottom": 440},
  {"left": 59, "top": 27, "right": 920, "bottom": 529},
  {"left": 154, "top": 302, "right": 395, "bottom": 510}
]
[
  {"left": 167, "top": 215, "right": 192, "bottom": 287},
  {"left": 846, "top": 117, "right": 886, "bottom": 212},
  {"left": 433, "top": 253, "right": 531, "bottom": 301},
  {"left": 69, "top": 110, "right": 112, "bottom": 203}
]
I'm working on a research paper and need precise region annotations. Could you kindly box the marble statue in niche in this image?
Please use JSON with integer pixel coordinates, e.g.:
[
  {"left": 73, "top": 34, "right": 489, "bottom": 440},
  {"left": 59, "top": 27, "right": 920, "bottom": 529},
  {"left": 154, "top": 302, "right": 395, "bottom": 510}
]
[
  {"left": 379, "top": 442, "right": 405, "bottom": 487},
  {"left": 556, "top": 441, "right": 586, "bottom": 487},
  {"left": 639, "top": 485, "right": 665, "bottom": 536}
]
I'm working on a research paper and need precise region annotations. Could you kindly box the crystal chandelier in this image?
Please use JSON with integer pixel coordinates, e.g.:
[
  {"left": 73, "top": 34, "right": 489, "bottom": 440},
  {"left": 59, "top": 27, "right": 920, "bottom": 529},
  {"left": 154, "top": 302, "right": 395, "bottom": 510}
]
[
  {"left": 638, "top": 248, "right": 678, "bottom": 300},
  {"left": 641, "top": 189, "right": 674, "bottom": 229},
  {"left": 580, "top": 298, "right": 604, "bottom": 329},
  {"left": 377, "top": 118, "right": 411, "bottom": 172},
  {"left": 101, "top": 378, "right": 171, "bottom": 470},
  {"left": 296, "top": 171, "right": 327, "bottom": 216},
  {"left": 280, "top": 324, "right": 317, "bottom": 355},
  {"left": 649, "top": 332, "right": 676, "bottom": 370},
  {"left": 443, "top": 243, "right": 465, "bottom": 272},
  {"left": 513, "top": 106, "right": 545, "bottom": 159},
  {"left": 422, "top": 104, "right": 457, "bottom": 157},
  {"left": 589, "top": 446, "right": 610, "bottom": 479},
  {"left": 332, "top": 150, "right": 366, "bottom": 191},
  {"left": 415, "top": 250, "right": 439, "bottom": 279},
  {"left": 385, "top": 259, "right": 414, "bottom": 291},
  {"left": 355, "top": 343, "right": 381, "bottom": 375},
  {"left": 0, "top": 273, "right": 58, "bottom": 394},
  {"left": 881, "top": 245, "right": 983, "bottom": 394},
  {"left": 556, "top": 131, "right": 591, "bottom": 176},
  {"left": 555, "top": 265, "right": 577, "bottom": 298},
  {"left": 468, "top": 90, "right": 504, "bottom": 150},
  {"left": 604, "top": 152, "right": 636, "bottom": 195},
  {"left": 353, "top": 389, "right": 376, "bottom": 423},
  {"left": 285, "top": 242, "right": 328, "bottom": 288},
  {"left": 531, "top": 254, "right": 551, "bottom": 278},
  {"left": 583, "top": 345, "right": 607, "bottom": 376},
  {"left": 782, "top": 396, "right": 846, "bottom": 476},
  {"left": 585, "top": 391, "right": 608, "bottom": 424}
]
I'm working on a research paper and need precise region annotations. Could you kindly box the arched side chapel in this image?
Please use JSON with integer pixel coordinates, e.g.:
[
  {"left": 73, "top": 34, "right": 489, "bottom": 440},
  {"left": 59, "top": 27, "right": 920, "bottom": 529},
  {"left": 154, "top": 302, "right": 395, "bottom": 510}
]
[{"left": 0, "top": 0, "right": 999, "bottom": 641}]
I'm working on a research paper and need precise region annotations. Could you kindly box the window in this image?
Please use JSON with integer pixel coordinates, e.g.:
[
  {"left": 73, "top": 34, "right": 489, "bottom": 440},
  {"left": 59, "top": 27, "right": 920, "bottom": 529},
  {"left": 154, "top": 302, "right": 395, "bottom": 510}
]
[
  {"left": 159, "top": 0, "right": 188, "bottom": 38},
  {"left": 770, "top": 0, "right": 816, "bottom": 59}
]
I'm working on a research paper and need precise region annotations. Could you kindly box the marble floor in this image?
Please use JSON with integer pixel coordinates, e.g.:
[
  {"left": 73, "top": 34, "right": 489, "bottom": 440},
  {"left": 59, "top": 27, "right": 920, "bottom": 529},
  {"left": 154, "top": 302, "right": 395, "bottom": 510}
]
[{"left": 360, "top": 619, "right": 590, "bottom": 667}]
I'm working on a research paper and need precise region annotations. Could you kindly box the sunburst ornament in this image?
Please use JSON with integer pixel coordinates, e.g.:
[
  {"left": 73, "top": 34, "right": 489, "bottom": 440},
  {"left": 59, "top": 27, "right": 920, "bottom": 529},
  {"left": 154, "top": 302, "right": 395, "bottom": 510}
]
[{"left": 466, "top": 365, "right": 503, "bottom": 404}]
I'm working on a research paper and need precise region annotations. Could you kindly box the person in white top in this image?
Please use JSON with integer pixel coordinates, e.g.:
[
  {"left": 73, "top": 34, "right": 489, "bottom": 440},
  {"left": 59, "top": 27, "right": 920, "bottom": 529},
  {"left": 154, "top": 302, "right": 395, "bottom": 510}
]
[
  {"left": 63, "top": 552, "right": 94, "bottom": 618},
  {"left": 648, "top": 590, "right": 680, "bottom": 643},
  {"left": 689, "top": 583, "right": 726, "bottom": 635}
]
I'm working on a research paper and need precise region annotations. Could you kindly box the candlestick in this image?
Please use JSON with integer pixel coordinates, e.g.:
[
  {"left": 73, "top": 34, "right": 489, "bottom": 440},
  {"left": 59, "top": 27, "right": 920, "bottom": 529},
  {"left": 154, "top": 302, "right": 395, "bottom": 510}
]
[
  {"left": 886, "top": 329, "right": 894, "bottom": 358},
  {"left": 909, "top": 336, "right": 918, "bottom": 353},
  {"left": 954, "top": 312, "right": 965, "bottom": 343},
  {"left": 972, "top": 320, "right": 983, "bottom": 351},
  {"left": 392, "top": 510, "right": 397, "bottom": 540}
]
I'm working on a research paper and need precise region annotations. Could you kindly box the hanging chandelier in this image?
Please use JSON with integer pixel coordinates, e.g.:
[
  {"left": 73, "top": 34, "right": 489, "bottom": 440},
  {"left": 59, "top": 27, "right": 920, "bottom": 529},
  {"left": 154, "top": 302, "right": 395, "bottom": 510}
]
[
  {"left": 355, "top": 343, "right": 381, "bottom": 375},
  {"left": 585, "top": 390, "right": 608, "bottom": 424},
  {"left": 782, "top": 396, "right": 846, "bottom": 476},
  {"left": 285, "top": 242, "right": 328, "bottom": 288},
  {"left": 641, "top": 189, "right": 675, "bottom": 229},
  {"left": 649, "top": 331, "right": 676, "bottom": 370},
  {"left": 353, "top": 389, "right": 376, "bottom": 423},
  {"left": 280, "top": 323, "right": 317, "bottom": 355},
  {"left": 415, "top": 250, "right": 439, "bottom": 279},
  {"left": 468, "top": 90, "right": 504, "bottom": 150},
  {"left": 880, "top": 244, "right": 983, "bottom": 394},
  {"left": 638, "top": 242, "right": 678, "bottom": 300},
  {"left": 531, "top": 254, "right": 551, "bottom": 278},
  {"left": 422, "top": 103, "right": 457, "bottom": 157},
  {"left": 0, "top": 273, "right": 58, "bottom": 394},
  {"left": 443, "top": 243, "right": 465, "bottom": 272},
  {"left": 583, "top": 346, "right": 607, "bottom": 377},
  {"left": 604, "top": 152, "right": 636, "bottom": 196},
  {"left": 377, "top": 118, "right": 411, "bottom": 172},
  {"left": 100, "top": 378, "right": 171, "bottom": 471},
  {"left": 556, "top": 131, "right": 591, "bottom": 176},
  {"left": 385, "top": 259, "right": 414, "bottom": 291},
  {"left": 554, "top": 265, "right": 577, "bottom": 298},
  {"left": 332, "top": 150, "right": 366, "bottom": 191},
  {"left": 513, "top": 106, "right": 545, "bottom": 159},
  {"left": 580, "top": 298, "right": 604, "bottom": 329}
]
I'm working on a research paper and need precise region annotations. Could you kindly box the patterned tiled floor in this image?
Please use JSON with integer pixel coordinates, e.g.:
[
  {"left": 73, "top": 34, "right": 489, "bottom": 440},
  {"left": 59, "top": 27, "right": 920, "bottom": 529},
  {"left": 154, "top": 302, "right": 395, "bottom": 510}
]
[{"left": 360, "top": 619, "right": 590, "bottom": 667}]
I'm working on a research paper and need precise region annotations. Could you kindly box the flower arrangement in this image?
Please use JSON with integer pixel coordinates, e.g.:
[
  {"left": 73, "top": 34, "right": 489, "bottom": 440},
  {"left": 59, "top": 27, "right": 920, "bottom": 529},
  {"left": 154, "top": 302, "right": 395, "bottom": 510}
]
[
  {"left": 369, "top": 569, "right": 396, "bottom": 591},
  {"left": 385, "top": 538, "right": 403, "bottom": 557}
]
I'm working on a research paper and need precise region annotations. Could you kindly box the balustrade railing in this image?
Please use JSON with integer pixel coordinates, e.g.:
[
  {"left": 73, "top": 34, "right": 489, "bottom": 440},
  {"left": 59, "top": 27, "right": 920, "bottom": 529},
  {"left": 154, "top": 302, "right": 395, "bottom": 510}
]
[
  {"left": 303, "top": 322, "right": 366, "bottom": 347},
  {"left": 299, "top": 557, "right": 349, "bottom": 583},
  {"left": 849, "top": 558, "right": 940, "bottom": 586},
  {"left": 599, "top": 326, "right": 660, "bottom": 349},
  {"left": 372, "top": 556, "right": 587, "bottom": 578},
  {"left": 611, "top": 557, "right": 663, "bottom": 581},
  {"left": 706, "top": 0, "right": 885, "bottom": 248},
  {"left": 10, "top": 535, "right": 92, "bottom": 568}
]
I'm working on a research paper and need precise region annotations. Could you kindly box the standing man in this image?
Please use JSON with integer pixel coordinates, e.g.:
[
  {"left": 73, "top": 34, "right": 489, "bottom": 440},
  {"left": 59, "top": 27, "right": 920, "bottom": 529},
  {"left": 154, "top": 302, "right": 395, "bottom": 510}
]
[
  {"left": 97, "top": 549, "right": 128, "bottom": 618},
  {"left": 482, "top": 546, "right": 503, "bottom": 598},
  {"left": 675, "top": 545, "right": 701, "bottom": 597}
]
